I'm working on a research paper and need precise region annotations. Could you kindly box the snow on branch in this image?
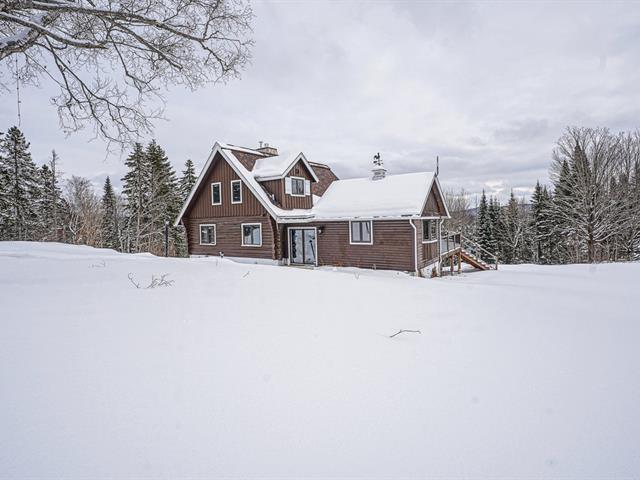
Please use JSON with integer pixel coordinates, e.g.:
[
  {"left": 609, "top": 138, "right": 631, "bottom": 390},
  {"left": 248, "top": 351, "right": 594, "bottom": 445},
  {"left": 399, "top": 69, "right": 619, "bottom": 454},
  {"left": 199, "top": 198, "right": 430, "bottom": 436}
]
[{"left": 0, "top": 0, "right": 253, "bottom": 147}]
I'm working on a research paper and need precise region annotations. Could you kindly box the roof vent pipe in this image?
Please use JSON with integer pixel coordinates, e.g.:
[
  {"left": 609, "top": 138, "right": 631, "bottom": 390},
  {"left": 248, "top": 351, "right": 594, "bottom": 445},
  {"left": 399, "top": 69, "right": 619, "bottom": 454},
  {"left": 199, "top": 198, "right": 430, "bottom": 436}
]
[{"left": 372, "top": 152, "right": 386, "bottom": 180}]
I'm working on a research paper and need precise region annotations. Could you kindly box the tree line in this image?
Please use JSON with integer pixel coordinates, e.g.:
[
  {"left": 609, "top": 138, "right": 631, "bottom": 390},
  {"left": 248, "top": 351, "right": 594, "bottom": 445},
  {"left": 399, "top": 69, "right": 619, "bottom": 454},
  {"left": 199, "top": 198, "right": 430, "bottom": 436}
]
[
  {"left": 0, "top": 126, "right": 197, "bottom": 256},
  {"left": 446, "top": 127, "right": 640, "bottom": 264}
]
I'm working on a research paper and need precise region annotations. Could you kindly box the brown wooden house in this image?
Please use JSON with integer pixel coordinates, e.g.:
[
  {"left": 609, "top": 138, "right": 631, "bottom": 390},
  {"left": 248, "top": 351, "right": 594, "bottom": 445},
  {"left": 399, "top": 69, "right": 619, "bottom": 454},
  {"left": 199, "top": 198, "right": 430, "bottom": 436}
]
[{"left": 175, "top": 142, "right": 452, "bottom": 275}]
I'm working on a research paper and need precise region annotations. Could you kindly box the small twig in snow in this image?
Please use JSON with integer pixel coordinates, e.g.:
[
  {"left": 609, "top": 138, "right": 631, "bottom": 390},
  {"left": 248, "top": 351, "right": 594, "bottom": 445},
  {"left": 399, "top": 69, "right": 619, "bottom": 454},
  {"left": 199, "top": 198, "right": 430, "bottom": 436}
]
[
  {"left": 389, "top": 329, "right": 422, "bottom": 338},
  {"left": 128, "top": 273, "right": 174, "bottom": 289},
  {"left": 354, "top": 272, "right": 360, "bottom": 280},
  {"left": 90, "top": 260, "right": 106, "bottom": 268},
  {"left": 243, "top": 271, "right": 250, "bottom": 278}
]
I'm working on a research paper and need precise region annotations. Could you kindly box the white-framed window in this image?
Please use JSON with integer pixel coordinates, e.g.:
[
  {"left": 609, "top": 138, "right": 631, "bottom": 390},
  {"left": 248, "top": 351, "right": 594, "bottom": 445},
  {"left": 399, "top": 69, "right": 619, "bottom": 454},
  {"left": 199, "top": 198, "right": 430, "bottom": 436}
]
[
  {"left": 422, "top": 220, "right": 437, "bottom": 242},
  {"left": 241, "top": 223, "right": 262, "bottom": 247},
  {"left": 211, "top": 182, "right": 221, "bottom": 205},
  {"left": 285, "top": 176, "right": 311, "bottom": 197},
  {"left": 231, "top": 179, "right": 242, "bottom": 204},
  {"left": 349, "top": 220, "right": 373, "bottom": 245},
  {"left": 199, "top": 224, "right": 216, "bottom": 245}
]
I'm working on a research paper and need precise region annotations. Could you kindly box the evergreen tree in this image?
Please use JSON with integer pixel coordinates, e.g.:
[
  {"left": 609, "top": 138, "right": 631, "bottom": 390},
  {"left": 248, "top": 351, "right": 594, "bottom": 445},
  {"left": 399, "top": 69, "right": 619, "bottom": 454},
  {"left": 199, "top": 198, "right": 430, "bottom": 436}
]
[
  {"left": 100, "top": 176, "right": 120, "bottom": 250},
  {"left": 530, "top": 181, "right": 555, "bottom": 263},
  {"left": 0, "top": 155, "right": 9, "bottom": 239},
  {"left": 0, "top": 127, "right": 40, "bottom": 240},
  {"left": 488, "top": 196, "right": 502, "bottom": 256},
  {"left": 476, "top": 190, "right": 493, "bottom": 257},
  {"left": 122, "top": 143, "right": 149, "bottom": 252},
  {"left": 179, "top": 159, "right": 197, "bottom": 202},
  {"left": 37, "top": 151, "right": 66, "bottom": 241},
  {"left": 501, "top": 192, "right": 522, "bottom": 263}
]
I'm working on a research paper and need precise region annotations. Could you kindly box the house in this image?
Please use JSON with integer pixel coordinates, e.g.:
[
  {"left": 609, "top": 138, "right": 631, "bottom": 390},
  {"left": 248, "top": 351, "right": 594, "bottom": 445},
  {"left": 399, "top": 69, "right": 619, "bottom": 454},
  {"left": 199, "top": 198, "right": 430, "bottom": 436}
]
[{"left": 175, "top": 142, "right": 454, "bottom": 276}]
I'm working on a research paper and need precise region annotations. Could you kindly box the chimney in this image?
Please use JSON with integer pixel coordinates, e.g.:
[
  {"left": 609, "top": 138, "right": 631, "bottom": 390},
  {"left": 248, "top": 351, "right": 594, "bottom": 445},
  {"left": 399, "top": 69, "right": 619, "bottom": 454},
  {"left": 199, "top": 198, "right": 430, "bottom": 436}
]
[
  {"left": 256, "top": 141, "right": 278, "bottom": 157},
  {"left": 371, "top": 152, "right": 386, "bottom": 180}
]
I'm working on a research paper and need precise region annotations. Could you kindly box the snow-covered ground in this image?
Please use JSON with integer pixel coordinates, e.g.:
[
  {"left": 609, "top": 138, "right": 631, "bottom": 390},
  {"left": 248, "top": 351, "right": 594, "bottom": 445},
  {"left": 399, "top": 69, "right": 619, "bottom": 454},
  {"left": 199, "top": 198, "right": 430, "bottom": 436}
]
[{"left": 1, "top": 242, "right": 639, "bottom": 479}]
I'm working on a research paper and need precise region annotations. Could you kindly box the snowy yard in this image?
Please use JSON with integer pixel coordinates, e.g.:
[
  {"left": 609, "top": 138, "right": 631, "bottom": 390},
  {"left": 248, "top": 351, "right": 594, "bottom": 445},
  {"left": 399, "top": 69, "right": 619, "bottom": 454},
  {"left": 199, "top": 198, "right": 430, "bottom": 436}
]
[{"left": 1, "top": 242, "right": 639, "bottom": 479}]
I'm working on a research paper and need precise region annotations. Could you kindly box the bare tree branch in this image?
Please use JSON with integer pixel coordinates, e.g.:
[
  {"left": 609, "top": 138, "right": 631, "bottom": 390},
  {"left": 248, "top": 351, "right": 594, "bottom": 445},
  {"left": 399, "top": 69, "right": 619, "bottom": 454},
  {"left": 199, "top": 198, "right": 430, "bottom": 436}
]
[{"left": 0, "top": 0, "right": 253, "bottom": 147}]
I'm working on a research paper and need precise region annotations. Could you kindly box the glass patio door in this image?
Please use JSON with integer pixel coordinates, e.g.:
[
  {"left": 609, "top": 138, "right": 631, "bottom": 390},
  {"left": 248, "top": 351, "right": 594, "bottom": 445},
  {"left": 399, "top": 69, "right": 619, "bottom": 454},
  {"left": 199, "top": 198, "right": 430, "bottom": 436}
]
[{"left": 289, "top": 228, "right": 316, "bottom": 265}]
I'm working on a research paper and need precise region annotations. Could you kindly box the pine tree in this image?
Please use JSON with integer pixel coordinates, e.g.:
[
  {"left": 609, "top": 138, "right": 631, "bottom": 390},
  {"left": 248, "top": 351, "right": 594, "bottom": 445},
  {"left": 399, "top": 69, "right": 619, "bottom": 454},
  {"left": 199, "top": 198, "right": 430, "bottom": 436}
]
[
  {"left": 122, "top": 143, "right": 149, "bottom": 252},
  {"left": 0, "top": 126, "right": 40, "bottom": 240},
  {"left": 501, "top": 192, "right": 522, "bottom": 263},
  {"left": 100, "top": 176, "right": 120, "bottom": 250},
  {"left": 476, "top": 190, "right": 493, "bottom": 256},
  {"left": 36, "top": 151, "right": 66, "bottom": 241},
  {"left": 0, "top": 154, "right": 10, "bottom": 239},
  {"left": 179, "top": 159, "right": 197, "bottom": 202},
  {"left": 488, "top": 196, "right": 502, "bottom": 257}
]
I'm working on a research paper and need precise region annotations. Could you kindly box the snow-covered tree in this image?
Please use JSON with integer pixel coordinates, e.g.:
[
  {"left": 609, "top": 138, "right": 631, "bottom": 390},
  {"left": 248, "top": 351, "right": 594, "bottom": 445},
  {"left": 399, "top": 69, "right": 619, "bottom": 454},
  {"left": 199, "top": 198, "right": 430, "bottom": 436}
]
[
  {"left": 0, "top": 1, "right": 253, "bottom": 146},
  {"left": 100, "top": 177, "right": 120, "bottom": 250},
  {"left": 179, "top": 159, "right": 197, "bottom": 202},
  {"left": 122, "top": 143, "right": 149, "bottom": 252},
  {"left": 0, "top": 126, "right": 39, "bottom": 240},
  {"left": 530, "top": 181, "right": 555, "bottom": 264},
  {"left": 65, "top": 176, "right": 101, "bottom": 246},
  {"left": 36, "top": 150, "right": 66, "bottom": 242}
]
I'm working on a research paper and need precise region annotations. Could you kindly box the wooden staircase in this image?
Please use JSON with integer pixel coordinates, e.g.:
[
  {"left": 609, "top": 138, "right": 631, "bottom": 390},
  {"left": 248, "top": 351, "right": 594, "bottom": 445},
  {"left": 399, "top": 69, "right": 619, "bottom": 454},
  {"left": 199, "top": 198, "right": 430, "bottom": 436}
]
[{"left": 440, "top": 233, "right": 498, "bottom": 273}]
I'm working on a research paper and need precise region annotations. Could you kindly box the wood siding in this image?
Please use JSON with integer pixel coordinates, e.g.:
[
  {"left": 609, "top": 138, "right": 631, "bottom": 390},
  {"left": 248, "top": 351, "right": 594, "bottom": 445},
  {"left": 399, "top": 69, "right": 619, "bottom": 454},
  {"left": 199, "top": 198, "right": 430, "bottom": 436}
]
[
  {"left": 185, "top": 152, "right": 266, "bottom": 218},
  {"left": 259, "top": 159, "right": 314, "bottom": 210},
  {"left": 423, "top": 182, "right": 447, "bottom": 216},
  {"left": 414, "top": 219, "right": 439, "bottom": 270},
  {"left": 285, "top": 220, "right": 415, "bottom": 271},
  {"left": 232, "top": 150, "right": 262, "bottom": 171},
  {"left": 185, "top": 215, "right": 275, "bottom": 259}
]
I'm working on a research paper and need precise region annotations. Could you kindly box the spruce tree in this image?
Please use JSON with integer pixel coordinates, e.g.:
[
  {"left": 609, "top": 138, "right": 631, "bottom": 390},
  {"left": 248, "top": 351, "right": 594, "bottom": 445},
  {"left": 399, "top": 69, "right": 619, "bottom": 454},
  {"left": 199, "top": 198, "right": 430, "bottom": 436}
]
[
  {"left": 0, "top": 157, "right": 9, "bottom": 239},
  {"left": 501, "top": 192, "right": 521, "bottom": 263},
  {"left": 488, "top": 196, "right": 502, "bottom": 257},
  {"left": 476, "top": 190, "right": 493, "bottom": 258},
  {"left": 122, "top": 143, "right": 149, "bottom": 252},
  {"left": 179, "top": 159, "right": 197, "bottom": 202},
  {"left": 37, "top": 152, "right": 66, "bottom": 241},
  {"left": 100, "top": 176, "right": 120, "bottom": 250},
  {"left": 0, "top": 127, "right": 40, "bottom": 240}
]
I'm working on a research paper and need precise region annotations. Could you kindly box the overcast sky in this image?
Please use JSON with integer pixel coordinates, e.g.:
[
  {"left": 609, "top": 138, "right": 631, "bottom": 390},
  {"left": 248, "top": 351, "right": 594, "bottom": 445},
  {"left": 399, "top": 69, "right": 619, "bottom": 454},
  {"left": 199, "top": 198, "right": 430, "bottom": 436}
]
[{"left": 2, "top": 1, "right": 640, "bottom": 203}]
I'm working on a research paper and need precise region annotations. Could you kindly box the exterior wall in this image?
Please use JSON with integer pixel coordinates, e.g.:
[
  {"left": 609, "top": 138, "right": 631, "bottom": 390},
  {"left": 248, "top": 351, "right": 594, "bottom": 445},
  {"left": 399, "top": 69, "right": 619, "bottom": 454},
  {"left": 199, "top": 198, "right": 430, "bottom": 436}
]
[
  {"left": 185, "top": 152, "right": 265, "bottom": 218},
  {"left": 414, "top": 219, "right": 439, "bottom": 270},
  {"left": 183, "top": 152, "right": 276, "bottom": 259},
  {"left": 284, "top": 220, "right": 415, "bottom": 272},
  {"left": 259, "top": 159, "right": 314, "bottom": 210},
  {"left": 423, "top": 183, "right": 447, "bottom": 216},
  {"left": 310, "top": 163, "right": 339, "bottom": 197},
  {"left": 185, "top": 215, "right": 275, "bottom": 259}
]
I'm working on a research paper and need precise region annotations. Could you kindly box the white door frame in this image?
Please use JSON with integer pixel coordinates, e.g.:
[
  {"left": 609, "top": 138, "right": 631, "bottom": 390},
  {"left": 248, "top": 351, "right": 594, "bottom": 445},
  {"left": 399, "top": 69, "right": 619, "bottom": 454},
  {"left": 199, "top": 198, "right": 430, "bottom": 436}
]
[{"left": 286, "top": 226, "right": 318, "bottom": 266}]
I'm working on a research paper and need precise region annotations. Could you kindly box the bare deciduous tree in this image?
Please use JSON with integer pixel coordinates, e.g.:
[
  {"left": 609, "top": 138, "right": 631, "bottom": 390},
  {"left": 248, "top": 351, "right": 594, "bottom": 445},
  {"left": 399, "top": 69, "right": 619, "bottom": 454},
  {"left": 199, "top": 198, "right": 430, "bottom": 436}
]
[{"left": 0, "top": 0, "right": 253, "bottom": 146}]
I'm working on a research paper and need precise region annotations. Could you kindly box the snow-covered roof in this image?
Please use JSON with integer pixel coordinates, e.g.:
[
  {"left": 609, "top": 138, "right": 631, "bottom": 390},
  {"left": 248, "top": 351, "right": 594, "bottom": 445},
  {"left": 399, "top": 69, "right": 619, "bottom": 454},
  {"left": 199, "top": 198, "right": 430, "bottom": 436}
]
[
  {"left": 175, "top": 142, "right": 448, "bottom": 226},
  {"left": 252, "top": 152, "right": 319, "bottom": 182},
  {"left": 312, "top": 172, "right": 436, "bottom": 219}
]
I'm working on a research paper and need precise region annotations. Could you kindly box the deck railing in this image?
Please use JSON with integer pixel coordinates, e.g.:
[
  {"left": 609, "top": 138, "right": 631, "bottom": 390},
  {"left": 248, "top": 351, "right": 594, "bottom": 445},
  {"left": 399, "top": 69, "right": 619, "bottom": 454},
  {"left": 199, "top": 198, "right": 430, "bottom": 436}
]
[{"left": 441, "top": 231, "right": 499, "bottom": 270}]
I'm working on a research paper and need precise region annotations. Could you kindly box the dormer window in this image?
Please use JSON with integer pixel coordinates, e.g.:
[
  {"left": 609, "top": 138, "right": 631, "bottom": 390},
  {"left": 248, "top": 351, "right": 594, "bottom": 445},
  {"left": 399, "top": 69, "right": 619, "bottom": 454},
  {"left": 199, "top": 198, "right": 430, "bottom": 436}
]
[{"left": 285, "top": 176, "right": 310, "bottom": 197}]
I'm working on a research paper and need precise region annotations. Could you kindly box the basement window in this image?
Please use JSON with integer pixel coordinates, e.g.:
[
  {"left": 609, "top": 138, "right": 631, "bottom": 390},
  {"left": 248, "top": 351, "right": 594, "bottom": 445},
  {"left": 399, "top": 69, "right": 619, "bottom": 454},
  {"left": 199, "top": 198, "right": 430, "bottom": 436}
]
[
  {"left": 350, "top": 220, "right": 372, "bottom": 245},
  {"left": 200, "top": 224, "right": 216, "bottom": 245}
]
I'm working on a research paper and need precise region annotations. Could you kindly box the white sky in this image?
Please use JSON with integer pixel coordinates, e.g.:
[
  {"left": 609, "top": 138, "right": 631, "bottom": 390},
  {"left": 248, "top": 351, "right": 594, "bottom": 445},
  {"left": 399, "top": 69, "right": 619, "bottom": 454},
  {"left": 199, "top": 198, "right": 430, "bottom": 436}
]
[{"left": 2, "top": 1, "right": 640, "bottom": 203}]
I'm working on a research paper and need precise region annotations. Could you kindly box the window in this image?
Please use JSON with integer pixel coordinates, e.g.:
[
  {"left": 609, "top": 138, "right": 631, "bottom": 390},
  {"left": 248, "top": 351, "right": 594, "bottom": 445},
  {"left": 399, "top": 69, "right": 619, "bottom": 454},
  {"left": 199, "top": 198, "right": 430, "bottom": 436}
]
[
  {"left": 200, "top": 224, "right": 216, "bottom": 245},
  {"left": 350, "top": 220, "right": 372, "bottom": 245},
  {"left": 231, "top": 180, "right": 242, "bottom": 204},
  {"left": 423, "top": 220, "right": 437, "bottom": 242},
  {"left": 285, "top": 176, "right": 310, "bottom": 197},
  {"left": 291, "top": 177, "right": 305, "bottom": 196},
  {"left": 211, "top": 182, "right": 221, "bottom": 205},
  {"left": 242, "top": 223, "right": 262, "bottom": 247}
]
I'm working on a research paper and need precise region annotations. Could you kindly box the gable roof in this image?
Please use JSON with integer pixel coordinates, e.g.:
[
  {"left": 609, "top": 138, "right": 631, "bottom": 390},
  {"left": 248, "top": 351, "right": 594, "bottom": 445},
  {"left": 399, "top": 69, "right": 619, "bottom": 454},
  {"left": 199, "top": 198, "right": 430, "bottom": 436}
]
[
  {"left": 252, "top": 152, "right": 320, "bottom": 182},
  {"left": 175, "top": 142, "right": 451, "bottom": 226},
  {"left": 312, "top": 172, "right": 446, "bottom": 220},
  {"left": 174, "top": 143, "right": 313, "bottom": 226}
]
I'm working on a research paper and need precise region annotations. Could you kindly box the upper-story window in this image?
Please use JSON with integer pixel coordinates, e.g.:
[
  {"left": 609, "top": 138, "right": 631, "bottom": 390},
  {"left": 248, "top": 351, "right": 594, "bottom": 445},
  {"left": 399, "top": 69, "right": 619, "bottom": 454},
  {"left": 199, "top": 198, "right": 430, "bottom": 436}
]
[
  {"left": 286, "top": 176, "right": 309, "bottom": 197},
  {"left": 350, "top": 220, "right": 373, "bottom": 245},
  {"left": 211, "top": 182, "right": 221, "bottom": 205},
  {"left": 231, "top": 180, "right": 242, "bottom": 204},
  {"left": 423, "top": 220, "right": 437, "bottom": 242}
]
